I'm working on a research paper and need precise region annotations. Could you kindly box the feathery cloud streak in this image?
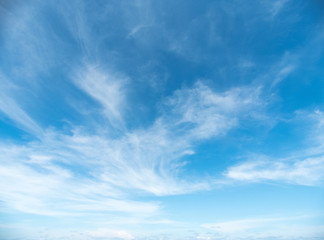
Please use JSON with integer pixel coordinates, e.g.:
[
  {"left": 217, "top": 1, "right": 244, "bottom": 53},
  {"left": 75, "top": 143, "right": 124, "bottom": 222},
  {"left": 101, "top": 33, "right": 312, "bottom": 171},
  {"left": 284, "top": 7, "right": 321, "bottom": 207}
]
[
  {"left": 225, "top": 110, "right": 324, "bottom": 186},
  {"left": 1, "top": 1, "right": 324, "bottom": 239},
  {"left": 0, "top": 78, "right": 262, "bottom": 219}
]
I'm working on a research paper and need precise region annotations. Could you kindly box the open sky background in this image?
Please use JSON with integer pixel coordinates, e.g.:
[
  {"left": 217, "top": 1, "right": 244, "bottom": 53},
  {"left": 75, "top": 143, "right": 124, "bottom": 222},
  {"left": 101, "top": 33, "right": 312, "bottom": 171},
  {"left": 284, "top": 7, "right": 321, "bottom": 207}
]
[{"left": 0, "top": 0, "right": 324, "bottom": 239}]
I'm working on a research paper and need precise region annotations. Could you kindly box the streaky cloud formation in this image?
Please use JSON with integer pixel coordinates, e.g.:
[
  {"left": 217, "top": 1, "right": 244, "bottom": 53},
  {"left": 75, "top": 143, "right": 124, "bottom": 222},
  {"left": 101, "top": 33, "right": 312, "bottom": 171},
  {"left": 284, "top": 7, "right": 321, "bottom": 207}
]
[
  {"left": 0, "top": 81, "right": 261, "bottom": 219},
  {"left": 0, "top": 0, "right": 324, "bottom": 239},
  {"left": 225, "top": 109, "right": 324, "bottom": 186},
  {"left": 226, "top": 155, "right": 324, "bottom": 186},
  {"left": 74, "top": 65, "right": 128, "bottom": 129},
  {"left": 0, "top": 73, "right": 43, "bottom": 135}
]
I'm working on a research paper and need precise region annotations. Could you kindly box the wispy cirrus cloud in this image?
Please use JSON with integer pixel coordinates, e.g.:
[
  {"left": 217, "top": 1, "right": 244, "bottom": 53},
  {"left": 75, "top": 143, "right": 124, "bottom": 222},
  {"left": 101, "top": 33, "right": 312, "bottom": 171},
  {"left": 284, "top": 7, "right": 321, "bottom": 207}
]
[
  {"left": 0, "top": 73, "right": 43, "bottom": 135},
  {"left": 269, "top": 52, "right": 298, "bottom": 88},
  {"left": 0, "top": 142, "right": 160, "bottom": 217},
  {"left": 226, "top": 155, "right": 324, "bottom": 186},
  {"left": 271, "top": 64, "right": 295, "bottom": 87},
  {"left": 1, "top": 1, "right": 323, "bottom": 239},
  {"left": 165, "top": 82, "right": 263, "bottom": 140},
  {"left": 0, "top": 80, "right": 263, "bottom": 220},
  {"left": 225, "top": 109, "right": 324, "bottom": 186},
  {"left": 270, "top": 0, "right": 290, "bottom": 17},
  {"left": 73, "top": 65, "right": 128, "bottom": 130}
]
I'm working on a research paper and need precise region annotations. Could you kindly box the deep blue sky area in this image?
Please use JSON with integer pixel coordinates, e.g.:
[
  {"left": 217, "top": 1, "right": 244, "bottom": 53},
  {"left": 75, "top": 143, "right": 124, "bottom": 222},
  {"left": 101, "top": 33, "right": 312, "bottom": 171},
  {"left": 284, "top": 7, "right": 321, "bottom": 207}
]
[{"left": 0, "top": 1, "right": 324, "bottom": 240}]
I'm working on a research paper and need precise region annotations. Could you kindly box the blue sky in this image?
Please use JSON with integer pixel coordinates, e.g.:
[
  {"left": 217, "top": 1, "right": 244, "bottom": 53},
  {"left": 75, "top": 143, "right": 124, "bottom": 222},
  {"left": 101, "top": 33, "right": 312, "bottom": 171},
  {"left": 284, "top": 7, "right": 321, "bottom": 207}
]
[{"left": 0, "top": 0, "right": 324, "bottom": 239}]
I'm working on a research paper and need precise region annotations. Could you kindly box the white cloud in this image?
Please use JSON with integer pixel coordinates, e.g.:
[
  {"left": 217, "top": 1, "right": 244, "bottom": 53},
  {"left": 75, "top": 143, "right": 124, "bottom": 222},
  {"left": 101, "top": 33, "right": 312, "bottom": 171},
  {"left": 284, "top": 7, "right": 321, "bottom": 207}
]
[
  {"left": 74, "top": 65, "right": 127, "bottom": 129},
  {"left": 225, "top": 109, "right": 324, "bottom": 186},
  {"left": 0, "top": 225, "right": 136, "bottom": 240},
  {"left": 0, "top": 141, "right": 160, "bottom": 217},
  {"left": 225, "top": 156, "right": 324, "bottom": 186},
  {"left": 0, "top": 81, "right": 261, "bottom": 219},
  {"left": 271, "top": 64, "right": 295, "bottom": 87},
  {"left": 261, "top": 51, "right": 299, "bottom": 88},
  {"left": 238, "top": 59, "right": 255, "bottom": 69},
  {"left": 165, "top": 81, "right": 262, "bottom": 140},
  {"left": 0, "top": 73, "right": 43, "bottom": 135},
  {"left": 270, "top": 0, "right": 290, "bottom": 17},
  {"left": 202, "top": 216, "right": 285, "bottom": 233},
  {"left": 127, "top": 24, "right": 152, "bottom": 38},
  {"left": 87, "top": 228, "right": 134, "bottom": 240},
  {"left": 202, "top": 215, "right": 324, "bottom": 239}
]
